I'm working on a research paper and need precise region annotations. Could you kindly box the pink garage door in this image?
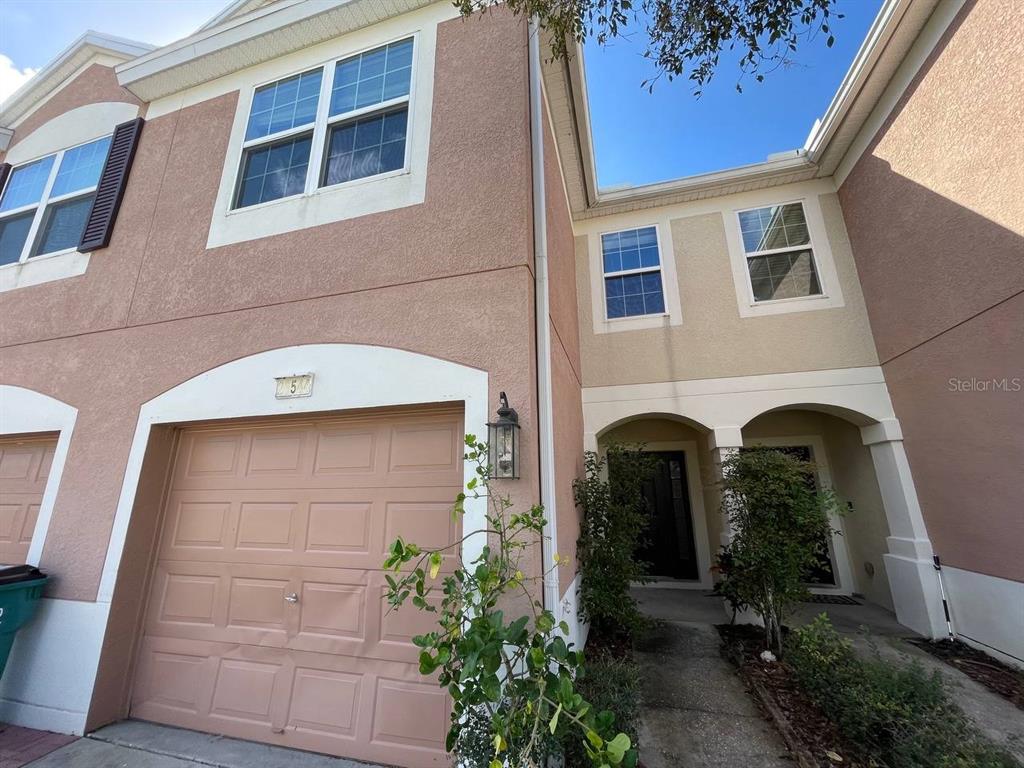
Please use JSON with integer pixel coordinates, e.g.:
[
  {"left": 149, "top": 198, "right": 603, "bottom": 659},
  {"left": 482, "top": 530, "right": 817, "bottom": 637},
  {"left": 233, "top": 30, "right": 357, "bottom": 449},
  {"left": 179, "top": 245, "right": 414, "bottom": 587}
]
[
  {"left": 131, "top": 407, "right": 463, "bottom": 766},
  {"left": 0, "top": 435, "right": 55, "bottom": 564}
]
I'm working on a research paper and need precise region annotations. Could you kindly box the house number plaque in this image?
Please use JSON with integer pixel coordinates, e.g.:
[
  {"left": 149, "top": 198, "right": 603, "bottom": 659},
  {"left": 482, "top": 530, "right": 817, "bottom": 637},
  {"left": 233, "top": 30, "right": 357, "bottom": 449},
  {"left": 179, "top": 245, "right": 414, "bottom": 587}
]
[{"left": 275, "top": 373, "right": 314, "bottom": 399}]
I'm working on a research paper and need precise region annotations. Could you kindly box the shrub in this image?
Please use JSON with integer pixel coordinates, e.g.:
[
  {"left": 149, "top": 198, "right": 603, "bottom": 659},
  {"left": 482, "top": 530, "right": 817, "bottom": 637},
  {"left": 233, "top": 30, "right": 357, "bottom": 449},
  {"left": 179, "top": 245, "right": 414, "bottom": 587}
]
[
  {"left": 787, "top": 615, "right": 1019, "bottom": 768},
  {"left": 561, "top": 655, "right": 643, "bottom": 768},
  {"left": 714, "top": 446, "right": 836, "bottom": 655},
  {"left": 384, "top": 436, "right": 637, "bottom": 768},
  {"left": 573, "top": 446, "right": 658, "bottom": 642}
]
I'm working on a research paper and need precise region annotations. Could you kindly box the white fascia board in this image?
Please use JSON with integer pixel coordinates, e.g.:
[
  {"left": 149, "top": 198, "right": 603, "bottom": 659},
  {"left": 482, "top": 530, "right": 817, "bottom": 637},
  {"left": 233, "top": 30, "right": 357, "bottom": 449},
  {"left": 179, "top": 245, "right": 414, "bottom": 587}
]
[
  {"left": 567, "top": 41, "right": 599, "bottom": 206},
  {"left": 591, "top": 153, "right": 815, "bottom": 206},
  {"left": 196, "top": 0, "right": 266, "bottom": 33},
  {"left": 116, "top": 0, "right": 431, "bottom": 102},
  {"left": 0, "top": 32, "right": 154, "bottom": 126}
]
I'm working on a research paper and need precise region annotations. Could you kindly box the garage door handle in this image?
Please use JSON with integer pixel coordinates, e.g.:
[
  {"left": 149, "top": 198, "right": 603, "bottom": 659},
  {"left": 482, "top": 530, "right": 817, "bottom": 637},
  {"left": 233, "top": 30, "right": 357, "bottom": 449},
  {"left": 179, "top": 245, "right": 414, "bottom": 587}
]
[{"left": 284, "top": 592, "right": 299, "bottom": 604}]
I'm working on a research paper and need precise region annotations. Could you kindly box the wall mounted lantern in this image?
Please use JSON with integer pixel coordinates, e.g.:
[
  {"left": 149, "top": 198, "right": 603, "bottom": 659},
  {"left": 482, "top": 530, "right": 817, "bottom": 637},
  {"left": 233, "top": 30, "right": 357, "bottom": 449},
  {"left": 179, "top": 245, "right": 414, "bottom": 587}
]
[{"left": 487, "top": 391, "right": 520, "bottom": 479}]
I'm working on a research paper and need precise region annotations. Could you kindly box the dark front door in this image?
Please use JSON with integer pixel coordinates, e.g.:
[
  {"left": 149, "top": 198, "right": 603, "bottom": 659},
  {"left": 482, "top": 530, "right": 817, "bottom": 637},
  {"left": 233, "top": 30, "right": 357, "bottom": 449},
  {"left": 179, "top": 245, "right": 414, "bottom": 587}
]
[{"left": 636, "top": 452, "right": 699, "bottom": 580}]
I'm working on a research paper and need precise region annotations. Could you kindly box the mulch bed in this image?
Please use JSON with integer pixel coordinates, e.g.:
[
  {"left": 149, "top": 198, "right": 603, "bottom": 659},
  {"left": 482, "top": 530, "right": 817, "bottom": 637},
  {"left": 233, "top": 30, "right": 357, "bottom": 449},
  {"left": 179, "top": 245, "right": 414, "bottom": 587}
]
[
  {"left": 717, "top": 624, "right": 867, "bottom": 768},
  {"left": 908, "top": 638, "right": 1024, "bottom": 711}
]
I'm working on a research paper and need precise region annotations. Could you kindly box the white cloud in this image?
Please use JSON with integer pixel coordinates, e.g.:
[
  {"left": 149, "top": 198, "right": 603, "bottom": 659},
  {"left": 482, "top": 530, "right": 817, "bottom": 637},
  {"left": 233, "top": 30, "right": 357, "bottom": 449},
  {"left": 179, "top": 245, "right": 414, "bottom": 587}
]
[{"left": 0, "top": 54, "right": 38, "bottom": 108}]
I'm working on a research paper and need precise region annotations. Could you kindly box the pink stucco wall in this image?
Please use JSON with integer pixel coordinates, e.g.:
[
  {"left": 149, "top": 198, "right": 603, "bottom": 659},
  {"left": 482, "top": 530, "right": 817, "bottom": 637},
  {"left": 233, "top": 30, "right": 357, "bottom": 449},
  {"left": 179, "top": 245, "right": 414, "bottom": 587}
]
[
  {"left": 0, "top": 11, "right": 548, "bottom": 603},
  {"left": 838, "top": 0, "right": 1023, "bottom": 583}
]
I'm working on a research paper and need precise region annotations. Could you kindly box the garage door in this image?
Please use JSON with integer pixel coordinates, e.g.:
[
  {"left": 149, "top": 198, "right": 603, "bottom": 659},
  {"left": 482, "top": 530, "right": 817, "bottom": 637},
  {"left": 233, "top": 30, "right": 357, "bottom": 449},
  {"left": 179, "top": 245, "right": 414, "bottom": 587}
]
[
  {"left": 131, "top": 407, "right": 463, "bottom": 766},
  {"left": 0, "top": 435, "right": 56, "bottom": 564}
]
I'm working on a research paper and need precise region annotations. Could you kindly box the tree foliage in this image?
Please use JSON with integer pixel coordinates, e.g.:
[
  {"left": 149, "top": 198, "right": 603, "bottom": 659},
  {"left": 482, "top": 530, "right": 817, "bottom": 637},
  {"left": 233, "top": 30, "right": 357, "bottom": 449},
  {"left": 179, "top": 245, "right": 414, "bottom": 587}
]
[
  {"left": 454, "top": 0, "right": 842, "bottom": 94},
  {"left": 383, "top": 436, "right": 637, "bottom": 768},
  {"left": 713, "top": 446, "right": 836, "bottom": 655},
  {"left": 573, "top": 446, "right": 657, "bottom": 641}
]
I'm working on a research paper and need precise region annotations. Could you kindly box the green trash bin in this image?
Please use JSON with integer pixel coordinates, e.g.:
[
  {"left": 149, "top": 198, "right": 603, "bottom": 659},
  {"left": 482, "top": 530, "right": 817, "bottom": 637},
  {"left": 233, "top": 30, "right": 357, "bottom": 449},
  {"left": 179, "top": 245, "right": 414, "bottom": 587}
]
[{"left": 0, "top": 565, "right": 48, "bottom": 678}]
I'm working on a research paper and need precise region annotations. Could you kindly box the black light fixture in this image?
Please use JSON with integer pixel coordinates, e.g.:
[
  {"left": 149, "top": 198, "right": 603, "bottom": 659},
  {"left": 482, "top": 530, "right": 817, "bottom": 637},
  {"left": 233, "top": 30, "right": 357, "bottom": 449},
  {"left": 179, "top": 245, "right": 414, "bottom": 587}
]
[{"left": 487, "top": 391, "right": 520, "bottom": 479}]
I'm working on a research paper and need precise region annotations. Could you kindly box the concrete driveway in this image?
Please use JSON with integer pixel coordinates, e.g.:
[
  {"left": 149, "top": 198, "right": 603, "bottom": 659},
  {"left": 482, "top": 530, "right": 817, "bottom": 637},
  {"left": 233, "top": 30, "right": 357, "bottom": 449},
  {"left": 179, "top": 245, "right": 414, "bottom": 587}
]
[{"left": 27, "top": 721, "right": 388, "bottom": 768}]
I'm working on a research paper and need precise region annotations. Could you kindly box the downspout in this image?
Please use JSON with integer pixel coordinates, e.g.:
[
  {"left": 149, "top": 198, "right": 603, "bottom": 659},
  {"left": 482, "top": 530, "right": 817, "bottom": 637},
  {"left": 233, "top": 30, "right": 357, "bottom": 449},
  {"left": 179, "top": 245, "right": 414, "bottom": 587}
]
[{"left": 528, "top": 17, "right": 561, "bottom": 620}]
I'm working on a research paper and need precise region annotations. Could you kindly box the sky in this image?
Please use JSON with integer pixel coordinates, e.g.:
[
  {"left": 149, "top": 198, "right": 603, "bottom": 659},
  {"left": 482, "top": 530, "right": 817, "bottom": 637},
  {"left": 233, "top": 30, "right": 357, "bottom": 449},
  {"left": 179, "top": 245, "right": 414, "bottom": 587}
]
[{"left": 0, "top": 0, "right": 883, "bottom": 188}]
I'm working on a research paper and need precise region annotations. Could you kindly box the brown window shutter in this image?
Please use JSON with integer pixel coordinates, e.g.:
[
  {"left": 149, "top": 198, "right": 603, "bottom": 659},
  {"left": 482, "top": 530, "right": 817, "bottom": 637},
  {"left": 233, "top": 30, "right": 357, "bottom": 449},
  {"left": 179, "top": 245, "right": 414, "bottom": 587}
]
[
  {"left": 78, "top": 117, "right": 144, "bottom": 253},
  {"left": 0, "top": 163, "right": 11, "bottom": 197}
]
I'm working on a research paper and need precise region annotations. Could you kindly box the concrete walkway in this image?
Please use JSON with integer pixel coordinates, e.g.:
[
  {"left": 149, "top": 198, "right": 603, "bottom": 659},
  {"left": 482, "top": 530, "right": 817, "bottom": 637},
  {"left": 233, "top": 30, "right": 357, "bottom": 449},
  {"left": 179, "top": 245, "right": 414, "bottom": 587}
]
[
  {"left": 633, "top": 587, "right": 1024, "bottom": 766},
  {"left": 26, "top": 721, "right": 384, "bottom": 768},
  {"left": 635, "top": 619, "right": 791, "bottom": 768}
]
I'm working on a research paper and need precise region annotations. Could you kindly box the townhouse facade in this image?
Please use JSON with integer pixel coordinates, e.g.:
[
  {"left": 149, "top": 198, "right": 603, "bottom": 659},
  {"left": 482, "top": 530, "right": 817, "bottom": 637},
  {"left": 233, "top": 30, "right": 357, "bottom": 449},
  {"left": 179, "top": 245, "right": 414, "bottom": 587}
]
[{"left": 0, "top": 0, "right": 1018, "bottom": 764}]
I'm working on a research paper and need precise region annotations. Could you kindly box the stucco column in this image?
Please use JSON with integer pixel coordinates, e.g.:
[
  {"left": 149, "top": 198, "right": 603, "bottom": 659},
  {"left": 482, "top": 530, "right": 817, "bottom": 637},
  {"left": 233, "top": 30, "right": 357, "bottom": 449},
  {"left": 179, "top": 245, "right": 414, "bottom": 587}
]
[
  {"left": 861, "top": 419, "right": 947, "bottom": 638},
  {"left": 709, "top": 427, "right": 744, "bottom": 549}
]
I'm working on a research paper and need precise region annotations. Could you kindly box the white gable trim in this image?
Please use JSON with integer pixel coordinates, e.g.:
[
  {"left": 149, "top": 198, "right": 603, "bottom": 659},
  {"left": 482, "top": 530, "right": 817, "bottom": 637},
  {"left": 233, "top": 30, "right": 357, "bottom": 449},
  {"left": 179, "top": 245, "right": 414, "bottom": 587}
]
[{"left": 0, "top": 33, "right": 152, "bottom": 128}]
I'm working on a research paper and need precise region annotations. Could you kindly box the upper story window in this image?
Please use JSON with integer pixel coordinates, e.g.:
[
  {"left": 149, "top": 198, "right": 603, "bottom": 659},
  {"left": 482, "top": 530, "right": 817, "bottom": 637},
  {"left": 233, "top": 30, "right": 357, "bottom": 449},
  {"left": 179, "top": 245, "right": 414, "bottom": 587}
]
[
  {"left": 234, "top": 37, "right": 414, "bottom": 209},
  {"left": 601, "top": 226, "right": 665, "bottom": 319},
  {"left": 737, "top": 202, "right": 822, "bottom": 302},
  {"left": 0, "top": 135, "right": 112, "bottom": 266}
]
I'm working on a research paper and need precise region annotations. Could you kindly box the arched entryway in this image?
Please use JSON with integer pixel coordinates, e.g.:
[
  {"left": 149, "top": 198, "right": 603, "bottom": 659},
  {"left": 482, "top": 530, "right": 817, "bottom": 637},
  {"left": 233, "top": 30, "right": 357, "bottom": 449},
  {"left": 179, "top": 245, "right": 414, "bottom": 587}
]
[{"left": 582, "top": 371, "right": 948, "bottom": 639}]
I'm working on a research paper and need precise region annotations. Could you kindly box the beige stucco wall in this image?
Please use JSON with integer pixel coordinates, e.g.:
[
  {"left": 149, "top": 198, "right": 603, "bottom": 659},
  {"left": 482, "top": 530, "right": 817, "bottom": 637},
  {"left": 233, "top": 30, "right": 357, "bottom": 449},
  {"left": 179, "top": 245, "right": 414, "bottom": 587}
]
[
  {"left": 0, "top": 10, "right": 545, "bottom": 608},
  {"left": 838, "top": 0, "right": 1024, "bottom": 583},
  {"left": 576, "top": 184, "right": 879, "bottom": 387}
]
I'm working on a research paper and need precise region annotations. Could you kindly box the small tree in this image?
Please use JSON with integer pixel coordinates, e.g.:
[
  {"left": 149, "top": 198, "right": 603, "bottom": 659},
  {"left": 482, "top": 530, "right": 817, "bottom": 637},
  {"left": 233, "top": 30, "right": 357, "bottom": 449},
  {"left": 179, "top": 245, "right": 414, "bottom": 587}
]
[
  {"left": 714, "top": 446, "right": 836, "bottom": 656},
  {"left": 456, "top": 0, "right": 842, "bottom": 95},
  {"left": 573, "top": 446, "right": 657, "bottom": 643},
  {"left": 383, "top": 436, "right": 637, "bottom": 768}
]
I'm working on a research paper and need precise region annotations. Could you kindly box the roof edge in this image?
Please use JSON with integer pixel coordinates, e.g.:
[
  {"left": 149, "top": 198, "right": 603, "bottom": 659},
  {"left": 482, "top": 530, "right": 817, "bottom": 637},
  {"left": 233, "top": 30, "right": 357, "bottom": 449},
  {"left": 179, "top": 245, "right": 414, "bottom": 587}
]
[{"left": 0, "top": 31, "right": 154, "bottom": 128}]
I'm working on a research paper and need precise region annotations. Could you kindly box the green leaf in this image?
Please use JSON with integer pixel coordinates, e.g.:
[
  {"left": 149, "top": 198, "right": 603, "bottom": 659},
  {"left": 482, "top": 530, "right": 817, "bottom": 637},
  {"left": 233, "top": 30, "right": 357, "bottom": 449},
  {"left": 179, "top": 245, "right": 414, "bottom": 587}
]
[
  {"left": 585, "top": 729, "right": 604, "bottom": 749},
  {"left": 606, "top": 733, "right": 631, "bottom": 762},
  {"left": 548, "top": 703, "right": 562, "bottom": 735},
  {"left": 429, "top": 551, "right": 442, "bottom": 579}
]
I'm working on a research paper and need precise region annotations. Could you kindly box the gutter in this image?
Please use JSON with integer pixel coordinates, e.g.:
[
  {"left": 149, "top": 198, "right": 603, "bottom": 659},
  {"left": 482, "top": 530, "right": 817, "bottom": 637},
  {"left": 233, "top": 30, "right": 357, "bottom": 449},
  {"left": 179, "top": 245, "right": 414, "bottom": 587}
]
[
  {"left": 804, "top": 0, "right": 914, "bottom": 163},
  {"left": 528, "top": 18, "right": 562, "bottom": 619}
]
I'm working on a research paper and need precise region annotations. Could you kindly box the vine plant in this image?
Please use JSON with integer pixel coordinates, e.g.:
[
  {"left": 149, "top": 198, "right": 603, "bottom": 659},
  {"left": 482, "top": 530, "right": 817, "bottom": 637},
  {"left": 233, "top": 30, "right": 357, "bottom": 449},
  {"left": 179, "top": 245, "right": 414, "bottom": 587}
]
[{"left": 383, "top": 435, "right": 637, "bottom": 768}]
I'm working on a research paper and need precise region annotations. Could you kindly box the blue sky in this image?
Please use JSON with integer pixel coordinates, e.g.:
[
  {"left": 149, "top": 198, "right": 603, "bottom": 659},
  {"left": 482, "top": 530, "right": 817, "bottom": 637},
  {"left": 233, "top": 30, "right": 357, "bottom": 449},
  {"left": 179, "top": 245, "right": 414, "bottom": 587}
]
[
  {"left": 0, "top": 0, "right": 882, "bottom": 188},
  {"left": 584, "top": 1, "right": 882, "bottom": 187}
]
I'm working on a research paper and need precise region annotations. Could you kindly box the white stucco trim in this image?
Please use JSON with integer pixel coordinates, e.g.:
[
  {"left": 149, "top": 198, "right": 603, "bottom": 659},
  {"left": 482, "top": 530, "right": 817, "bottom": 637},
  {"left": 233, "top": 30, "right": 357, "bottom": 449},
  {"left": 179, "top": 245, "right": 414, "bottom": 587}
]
[
  {"left": 942, "top": 566, "right": 1024, "bottom": 669},
  {"left": 583, "top": 366, "right": 895, "bottom": 438},
  {"left": 0, "top": 385, "right": 78, "bottom": 566},
  {"left": 0, "top": 599, "right": 107, "bottom": 735},
  {"left": 195, "top": 3, "right": 453, "bottom": 248},
  {"left": 4, "top": 102, "right": 139, "bottom": 166},
  {"left": 621, "top": 440, "right": 713, "bottom": 590},
  {"left": 0, "top": 249, "right": 92, "bottom": 294},
  {"left": 98, "top": 343, "right": 489, "bottom": 602},
  {"left": 741, "top": 434, "right": 857, "bottom": 596}
]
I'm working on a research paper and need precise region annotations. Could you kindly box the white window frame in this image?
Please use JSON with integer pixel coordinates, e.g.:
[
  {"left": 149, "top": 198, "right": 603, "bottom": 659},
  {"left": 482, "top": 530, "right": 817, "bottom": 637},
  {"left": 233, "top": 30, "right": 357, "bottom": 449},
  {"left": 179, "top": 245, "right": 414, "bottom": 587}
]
[
  {"left": 723, "top": 193, "right": 845, "bottom": 317},
  {"left": 588, "top": 221, "right": 684, "bottom": 335},
  {"left": 202, "top": 2, "right": 451, "bottom": 250},
  {"left": 229, "top": 34, "right": 418, "bottom": 213},
  {"left": 0, "top": 135, "right": 110, "bottom": 266}
]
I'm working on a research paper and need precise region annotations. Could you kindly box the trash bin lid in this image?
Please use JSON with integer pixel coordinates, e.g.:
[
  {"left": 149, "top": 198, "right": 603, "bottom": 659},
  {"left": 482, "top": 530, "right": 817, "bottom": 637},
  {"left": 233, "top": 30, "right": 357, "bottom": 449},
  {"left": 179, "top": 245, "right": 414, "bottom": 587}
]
[{"left": 0, "top": 564, "right": 46, "bottom": 585}]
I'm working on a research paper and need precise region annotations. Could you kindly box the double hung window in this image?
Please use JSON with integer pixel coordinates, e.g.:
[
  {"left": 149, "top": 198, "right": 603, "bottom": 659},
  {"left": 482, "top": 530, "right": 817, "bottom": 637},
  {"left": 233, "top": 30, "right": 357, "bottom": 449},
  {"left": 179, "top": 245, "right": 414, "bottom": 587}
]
[
  {"left": 601, "top": 226, "right": 665, "bottom": 319},
  {"left": 737, "top": 202, "right": 823, "bottom": 302},
  {"left": 235, "top": 37, "right": 414, "bottom": 209},
  {"left": 0, "top": 136, "right": 112, "bottom": 265}
]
